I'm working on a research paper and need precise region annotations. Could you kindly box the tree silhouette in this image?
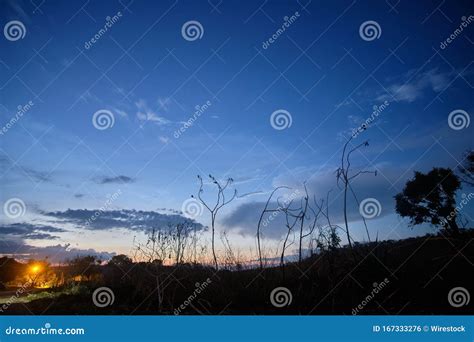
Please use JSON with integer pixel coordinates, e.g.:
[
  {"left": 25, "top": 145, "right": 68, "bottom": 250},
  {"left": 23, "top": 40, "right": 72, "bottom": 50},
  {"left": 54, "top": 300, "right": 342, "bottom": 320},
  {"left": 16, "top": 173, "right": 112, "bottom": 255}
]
[
  {"left": 458, "top": 149, "right": 474, "bottom": 187},
  {"left": 109, "top": 254, "right": 133, "bottom": 267},
  {"left": 395, "top": 167, "right": 461, "bottom": 234},
  {"left": 194, "top": 174, "right": 237, "bottom": 270},
  {"left": 0, "top": 257, "right": 24, "bottom": 287},
  {"left": 297, "top": 184, "right": 321, "bottom": 263},
  {"left": 279, "top": 199, "right": 299, "bottom": 267},
  {"left": 336, "top": 135, "right": 376, "bottom": 249},
  {"left": 256, "top": 186, "right": 288, "bottom": 269}
]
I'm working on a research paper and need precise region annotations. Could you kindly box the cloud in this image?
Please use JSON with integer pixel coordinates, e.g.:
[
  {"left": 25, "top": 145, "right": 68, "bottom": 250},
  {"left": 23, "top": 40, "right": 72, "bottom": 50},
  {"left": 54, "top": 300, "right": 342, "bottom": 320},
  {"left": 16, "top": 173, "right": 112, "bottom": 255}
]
[
  {"left": 156, "top": 208, "right": 182, "bottom": 215},
  {"left": 0, "top": 223, "right": 67, "bottom": 240},
  {"left": 0, "top": 208, "right": 203, "bottom": 262},
  {"left": 136, "top": 99, "right": 170, "bottom": 125},
  {"left": 0, "top": 239, "right": 115, "bottom": 263},
  {"left": 81, "top": 90, "right": 101, "bottom": 104},
  {"left": 41, "top": 209, "right": 205, "bottom": 232},
  {"left": 222, "top": 164, "right": 408, "bottom": 240},
  {"left": 0, "top": 208, "right": 202, "bottom": 262},
  {"left": 114, "top": 108, "right": 128, "bottom": 118},
  {"left": 376, "top": 68, "right": 450, "bottom": 103},
  {"left": 95, "top": 175, "right": 135, "bottom": 184},
  {"left": 223, "top": 201, "right": 285, "bottom": 239}
]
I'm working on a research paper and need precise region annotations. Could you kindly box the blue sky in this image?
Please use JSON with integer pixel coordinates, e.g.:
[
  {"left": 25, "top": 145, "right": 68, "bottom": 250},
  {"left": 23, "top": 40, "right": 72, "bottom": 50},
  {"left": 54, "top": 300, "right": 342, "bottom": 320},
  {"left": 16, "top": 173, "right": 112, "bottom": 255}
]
[{"left": 0, "top": 0, "right": 473, "bottom": 262}]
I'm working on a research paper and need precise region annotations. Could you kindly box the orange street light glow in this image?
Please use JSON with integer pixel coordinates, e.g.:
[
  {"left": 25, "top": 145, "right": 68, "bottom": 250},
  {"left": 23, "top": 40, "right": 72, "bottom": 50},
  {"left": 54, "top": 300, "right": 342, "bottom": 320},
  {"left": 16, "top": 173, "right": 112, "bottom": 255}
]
[{"left": 30, "top": 264, "right": 41, "bottom": 273}]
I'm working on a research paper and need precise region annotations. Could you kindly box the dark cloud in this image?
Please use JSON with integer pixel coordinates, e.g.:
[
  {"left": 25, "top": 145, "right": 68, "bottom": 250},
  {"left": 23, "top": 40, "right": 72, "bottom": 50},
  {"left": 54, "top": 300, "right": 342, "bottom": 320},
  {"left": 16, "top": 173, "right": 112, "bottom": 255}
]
[
  {"left": 0, "top": 223, "right": 66, "bottom": 240},
  {"left": 74, "top": 193, "right": 85, "bottom": 198},
  {"left": 157, "top": 207, "right": 182, "bottom": 215},
  {"left": 0, "top": 210, "right": 204, "bottom": 262},
  {"left": 95, "top": 175, "right": 135, "bottom": 184},
  {"left": 24, "top": 233, "right": 59, "bottom": 240},
  {"left": 0, "top": 240, "right": 115, "bottom": 263},
  {"left": 41, "top": 209, "right": 205, "bottom": 232},
  {"left": 222, "top": 165, "right": 404, "bottom": 240}
]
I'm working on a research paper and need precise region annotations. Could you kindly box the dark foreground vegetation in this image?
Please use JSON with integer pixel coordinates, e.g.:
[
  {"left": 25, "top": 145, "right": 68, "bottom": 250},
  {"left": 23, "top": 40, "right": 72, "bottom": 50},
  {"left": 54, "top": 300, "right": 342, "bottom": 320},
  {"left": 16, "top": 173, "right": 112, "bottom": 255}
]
[
  {"left": 2, "top": 150, "right": 473, "bottom": 315},
  {"left": 1, "top": 229, "right": 472, "bottom": 315}
]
